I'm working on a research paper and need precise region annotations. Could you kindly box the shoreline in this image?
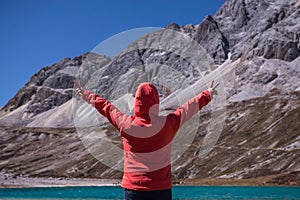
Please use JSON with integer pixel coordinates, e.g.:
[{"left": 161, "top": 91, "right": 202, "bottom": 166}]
[
  {"left": 1, "top": 176, "right": 299, "bottom": 188},
  {"left": 0, "top": 176, "right": 121, "bottom": 188}
]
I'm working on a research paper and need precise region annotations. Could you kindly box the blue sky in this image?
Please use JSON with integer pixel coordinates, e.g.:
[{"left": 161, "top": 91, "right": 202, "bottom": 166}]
[{"left": 0, "top": 0, "right": 226, "bottom": 107}]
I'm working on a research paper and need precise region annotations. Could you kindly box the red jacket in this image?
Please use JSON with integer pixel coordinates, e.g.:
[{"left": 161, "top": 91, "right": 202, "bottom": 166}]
[{"left": 82, "top": 82, "right": 211, "bottom": 191}]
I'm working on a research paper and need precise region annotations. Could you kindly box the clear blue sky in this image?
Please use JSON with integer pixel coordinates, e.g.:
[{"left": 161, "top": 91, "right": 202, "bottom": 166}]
[{"left": 0, "top": 0, "right": 226, "bottom": 107}]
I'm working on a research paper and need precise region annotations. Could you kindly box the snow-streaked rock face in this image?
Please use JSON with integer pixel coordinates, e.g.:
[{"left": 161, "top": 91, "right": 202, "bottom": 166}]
[
  {"left": 229, "top": 56, "right": 300, "bottom": 102},
  {"left": 214, "top": 0, "right": 300, "bottom": 61},
  {"left": 0, "top": 0, "right": 299, "bottom": 184}
]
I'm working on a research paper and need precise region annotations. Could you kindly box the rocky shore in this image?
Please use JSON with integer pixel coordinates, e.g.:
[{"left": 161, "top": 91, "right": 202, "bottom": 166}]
[
  {"left": 0, "top": 173, "right": 121, "bottom": 188},
  {"left": 1, "top": 173, "right": 299, "bottom": 188}
]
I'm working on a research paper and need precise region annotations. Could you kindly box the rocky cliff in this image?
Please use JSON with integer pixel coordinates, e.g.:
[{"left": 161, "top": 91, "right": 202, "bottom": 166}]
[{"left": 0, "top": 0, "right": 299, "bottom": 185}]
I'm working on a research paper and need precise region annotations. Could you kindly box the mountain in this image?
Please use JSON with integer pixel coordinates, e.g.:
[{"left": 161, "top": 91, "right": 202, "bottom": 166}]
[{"left": 0, "top": 0, "right": 299, "bottom": 186}]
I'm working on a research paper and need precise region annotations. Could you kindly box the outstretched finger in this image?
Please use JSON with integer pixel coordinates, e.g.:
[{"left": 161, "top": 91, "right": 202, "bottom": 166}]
[
  {"left": 74, "top": 80, "right": 79, "bottom": 88},
  {"left": 74, "top": 80, "right": 83, "bottom": 90},
  {"left": 213, "top": 82, "right": 220, "bottom": 90},
  {"left": 210, "top": 80, "right": 215, "bottom": 88}
]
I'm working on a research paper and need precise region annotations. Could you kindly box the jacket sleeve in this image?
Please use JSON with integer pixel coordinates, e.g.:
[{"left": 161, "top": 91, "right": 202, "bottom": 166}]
[
  {"left": 168, "top": 89, "right": 212, "bottom": 133},
  {"left": 81, "top": 90, "right": 128, "bottom": 130}
]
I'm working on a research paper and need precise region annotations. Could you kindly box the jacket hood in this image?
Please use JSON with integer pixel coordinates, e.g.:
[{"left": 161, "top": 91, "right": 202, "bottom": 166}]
[{"left": 134, "top": 82, "right": 159, "bottom": 118}]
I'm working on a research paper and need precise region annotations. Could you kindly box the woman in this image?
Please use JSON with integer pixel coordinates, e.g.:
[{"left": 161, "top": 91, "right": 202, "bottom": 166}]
[{"left": 75, "top": 80, "right": 219, "bottom": 200}]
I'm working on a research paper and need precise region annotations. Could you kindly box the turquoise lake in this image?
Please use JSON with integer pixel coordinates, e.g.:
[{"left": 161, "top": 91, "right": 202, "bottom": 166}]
[{"left": 0, "top": 186, "right": 300, "bottom": 199}]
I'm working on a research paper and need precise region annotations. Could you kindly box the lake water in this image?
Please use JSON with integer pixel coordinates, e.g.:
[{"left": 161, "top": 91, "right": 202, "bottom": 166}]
[{"left": 0, "top": 186, "right": 300, "bottom": 199}]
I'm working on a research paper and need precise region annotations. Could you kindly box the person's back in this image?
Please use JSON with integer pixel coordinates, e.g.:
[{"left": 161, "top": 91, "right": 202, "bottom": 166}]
[
  {"left": 121, "top": 83, "right": 174, "bottom": 191},
  {"left": 75, "top": 81, "right": 218, "bottom": 200}
]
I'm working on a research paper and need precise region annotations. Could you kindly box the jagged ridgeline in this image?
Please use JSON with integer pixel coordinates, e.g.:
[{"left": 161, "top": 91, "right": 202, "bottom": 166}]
[{"left": 0, "top": 0, "right": 299, "bottom": 184}]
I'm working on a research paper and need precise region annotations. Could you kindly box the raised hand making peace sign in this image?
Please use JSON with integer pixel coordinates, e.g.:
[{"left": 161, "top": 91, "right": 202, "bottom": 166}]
[{"left": 208, "top": 80, "right": 220, "bottom": 96}]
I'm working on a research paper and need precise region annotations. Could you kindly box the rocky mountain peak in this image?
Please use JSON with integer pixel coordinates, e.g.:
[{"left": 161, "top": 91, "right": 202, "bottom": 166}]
[
  {"left": 166, "top": 22, "right": 181, "bottom": 31},
  {"left": 0, "top": 53, "right": 110, "bottom": 126},
  {"left": 2, "top": 56, "right": 78, "bottom": 113},
  {"left": 193, "top": 15, "right": 229, "bottom": 64},
  {"left": 165, "top": 0, "right": 299, "bottom": 64}
]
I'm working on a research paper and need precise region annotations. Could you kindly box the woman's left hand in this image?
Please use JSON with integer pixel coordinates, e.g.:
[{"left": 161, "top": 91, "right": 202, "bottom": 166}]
[{"left": 74, "top": 80, "right": 84, "bottom": 96}]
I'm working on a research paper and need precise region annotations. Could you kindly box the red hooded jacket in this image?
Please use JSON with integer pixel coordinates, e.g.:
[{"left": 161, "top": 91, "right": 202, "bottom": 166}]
[{"left": 82, "top": 82, "right": 211, "bottom": 191}]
